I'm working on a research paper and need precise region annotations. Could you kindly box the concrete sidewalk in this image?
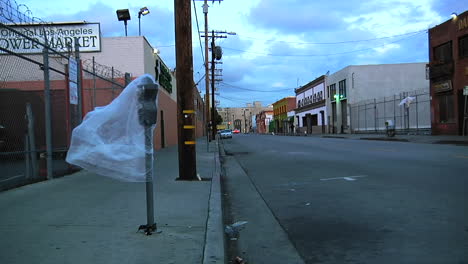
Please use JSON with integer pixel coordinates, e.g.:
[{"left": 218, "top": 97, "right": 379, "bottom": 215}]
[
  {"left": 320, "top": 133, "right": 468, "bottom": 145},
  {"left": 0, "top": 138, "right": 224, "bottom": 264}
]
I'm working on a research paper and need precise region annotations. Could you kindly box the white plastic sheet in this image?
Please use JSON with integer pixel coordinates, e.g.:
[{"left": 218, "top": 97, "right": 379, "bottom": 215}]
[
  {"left": 399, "top": 96, "right": 415, "bottom": 108},
  {"left": 66, "top": 74, "right": 158, "bottom": 182}
]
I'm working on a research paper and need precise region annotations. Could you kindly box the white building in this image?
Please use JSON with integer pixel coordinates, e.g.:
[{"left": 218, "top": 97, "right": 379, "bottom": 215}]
[
  {"left": 294, "top": 75, "right": 327, "bottom": 134},
  {"left": 326, "top": 63, "right": 429, "bottom": 133}
]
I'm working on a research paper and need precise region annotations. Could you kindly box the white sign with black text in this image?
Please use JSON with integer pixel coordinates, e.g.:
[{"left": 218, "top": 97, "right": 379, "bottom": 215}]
[{"left": 0, "top": 22, "right": 101, "bottom": 54}]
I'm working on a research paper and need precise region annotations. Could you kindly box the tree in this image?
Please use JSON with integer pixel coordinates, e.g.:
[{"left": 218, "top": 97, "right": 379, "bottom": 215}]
[{"left": 213, "top": 108, "right": 223, "bottom": 125}]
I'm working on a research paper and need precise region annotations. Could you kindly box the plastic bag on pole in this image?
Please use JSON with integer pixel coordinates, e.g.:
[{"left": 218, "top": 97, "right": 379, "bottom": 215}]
[{"left": 66, "top": 74, "right": 158, "bottom": 182}]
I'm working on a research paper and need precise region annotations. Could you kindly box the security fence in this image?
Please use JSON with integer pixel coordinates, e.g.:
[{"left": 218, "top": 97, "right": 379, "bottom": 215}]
[
  {"left": 349, "top": 89, "right": 431, "bottom": 134},
  {"left": 0, "top": 0, "right": 128, "bottom": 191}
]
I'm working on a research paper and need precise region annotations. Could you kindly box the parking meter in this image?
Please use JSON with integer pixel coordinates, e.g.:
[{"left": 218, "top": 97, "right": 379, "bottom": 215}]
[
  {"left": 138, "top": 77, "right": 158, "bottom": 126},
  {"left": 137, "top": 76, "right": 159, "bottom": 235}
]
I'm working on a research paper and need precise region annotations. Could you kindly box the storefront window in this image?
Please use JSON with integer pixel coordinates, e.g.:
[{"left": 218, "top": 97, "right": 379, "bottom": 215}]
[
  {"left": 339, "top": 79, "right": 346, "bottom": 98},
  {"left": 438, "top": 94, "right": 455, "bottom": 123},
  {"left": 459, "top": 35, "right": 468, "bottom": 59},
  {"left": 329, "top": 83, "right": 336, "bottom": 101},
  {"left": 434, "top": 41, "right": 452, "bottom": 62}
]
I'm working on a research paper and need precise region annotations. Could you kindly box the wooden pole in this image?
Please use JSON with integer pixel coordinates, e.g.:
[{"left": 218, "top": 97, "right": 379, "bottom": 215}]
[{"left": 175, "top": 0, "right": 197, "bottom": 180}]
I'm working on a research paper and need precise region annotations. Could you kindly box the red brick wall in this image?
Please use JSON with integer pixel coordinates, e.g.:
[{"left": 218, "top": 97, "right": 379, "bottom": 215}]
[
  {"left": 429, "top": 11, "right": 468, "bottom": 135},
  {"left": 287, "top": 97, "right": 297, "bottom": 112}
]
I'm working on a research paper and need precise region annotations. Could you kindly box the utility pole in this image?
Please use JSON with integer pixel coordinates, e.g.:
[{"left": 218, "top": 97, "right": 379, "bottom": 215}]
[
  {"left": 174, "top": 0, "right": 197, "bottom": 180},
  {"left": 211, "top": 30, "right": 217, "bottom": 139},
  {"left": 201, "top": 30, "right": 235, "bottom": 139},
  {"left": 203, "top": 1, "right": 210, "bottom": 142}
]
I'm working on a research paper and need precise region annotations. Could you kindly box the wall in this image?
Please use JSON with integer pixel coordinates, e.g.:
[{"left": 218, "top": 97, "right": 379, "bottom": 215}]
[
  {"left": 81, "top": 37, "right": 146, "bottom": 77},
  {"left": 429, "top": 11, "right": 468, "bottom": 135},
  {"left": 326, "top": 63, "right": 429, "bottom": 133},
  {"left": 153, "top": 89, "right": 177, "bottom": 150}
]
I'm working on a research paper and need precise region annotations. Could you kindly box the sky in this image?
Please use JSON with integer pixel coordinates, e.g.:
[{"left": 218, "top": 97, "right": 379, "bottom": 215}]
[{"left": 13, "top": 0, "right": 468, "bottom": 107}]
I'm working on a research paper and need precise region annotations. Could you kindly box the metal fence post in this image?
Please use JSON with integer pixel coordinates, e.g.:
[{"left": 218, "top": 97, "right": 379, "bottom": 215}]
[
  {"left": 25, "top": 134, "right": 31, "bottom": 179},
  {"left": 42, "top": 45, "right": 53, "bottom": 180},
  {"left": 93, "top": 56, "right": 96, "bottom": 108},
  {"left": 74, "top": 39, "right": 82, "bottom": 123},
  {"left": 393, "top": 94, "right": 396, "bottom": 129},
  {"left": 357, "top": 104, "right": 360, "bottom": 132},
  {"left": 364, "top": 102, "right": 367, "bottom": 133},
  {"left": 111, "top": 66, "right": 115, "bottom": 100},
  {"left": 26, "top": 103, "right": 37, "bottom": 179},
  {"left": 374, "top": 98, "right": 377, "bottom": 133},
  {"left": 416, "top": 94, "right": 419, "bottom": 134}
]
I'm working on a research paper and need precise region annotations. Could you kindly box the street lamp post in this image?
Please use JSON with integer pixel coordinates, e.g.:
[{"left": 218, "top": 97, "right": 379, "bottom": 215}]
[
  {"left": 116, "top": 9, "right": 131, "bottom": 37},
  {"left": 138, "top": 7, "right": 150, "bottom": 36}
]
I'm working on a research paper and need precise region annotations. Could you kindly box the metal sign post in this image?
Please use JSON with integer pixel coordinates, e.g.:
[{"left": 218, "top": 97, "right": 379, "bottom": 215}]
[
  {"left": 463, "top": 86, "right": 468, "bottom": 136},
  {"left": 137, "top": 76, "right": 159, "bottom": 235}
]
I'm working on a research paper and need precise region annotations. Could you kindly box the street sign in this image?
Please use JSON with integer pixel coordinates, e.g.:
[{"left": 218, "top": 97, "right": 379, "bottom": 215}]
[
  {"left": 69, "top": 57, "right": 78, "bottom": 105},
  {"left": 69, "top": 57, "right": 78, "bottom": 83},
  {"left": 69, "top": 82, "right": 78, "bottom": 105}
]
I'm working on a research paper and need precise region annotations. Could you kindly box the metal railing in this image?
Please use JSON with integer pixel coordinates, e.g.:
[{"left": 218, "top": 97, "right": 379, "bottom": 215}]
[{"left": 349, "top": 89, "right": 431, "bottom": 135}]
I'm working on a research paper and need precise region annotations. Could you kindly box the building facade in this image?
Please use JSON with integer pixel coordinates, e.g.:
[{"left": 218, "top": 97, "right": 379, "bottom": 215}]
[
  {"left": 272, "top": 97, "right": 296, "bottom": 133},
  {"left": 294, "top": 75, "right": 327, "bottom": 134},
  {"left": 256, "top": 110, "right": 273, "bottom": 134},
  {"left": 0, "top": 22, "right": 205, "bottom": 152},
  {"left": 428, "top": 10, "right": 468, "bottom": 135},
  {"left": 217, "top": 101, "right": 272, "bottom": 133},
  {"left": 326, "top": 63, "right": 429, "bottom": 134}
]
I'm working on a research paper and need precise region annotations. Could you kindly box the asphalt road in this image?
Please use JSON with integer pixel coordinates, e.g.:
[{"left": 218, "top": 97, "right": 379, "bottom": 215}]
[{"left": 222, "top": 134, "right": 468, "bottom": 264}]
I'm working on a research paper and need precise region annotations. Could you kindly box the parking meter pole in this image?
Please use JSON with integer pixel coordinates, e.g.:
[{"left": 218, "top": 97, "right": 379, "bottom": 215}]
[
  {"left": 144, "top": 125, "right": 155, "bottom": 231},
  {"left": 137, "top": 77, "right": 158, "bottom": 235}
]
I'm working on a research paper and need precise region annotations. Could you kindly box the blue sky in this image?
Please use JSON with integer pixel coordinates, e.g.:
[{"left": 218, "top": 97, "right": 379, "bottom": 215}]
[{"left": 13, "top": 0, "right": 467, "bottom": 107}]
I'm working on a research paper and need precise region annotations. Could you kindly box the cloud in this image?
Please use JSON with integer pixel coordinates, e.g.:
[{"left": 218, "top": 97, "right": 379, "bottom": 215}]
[{"left": 247, "top": 0, "right": 364, "bottom": 34}]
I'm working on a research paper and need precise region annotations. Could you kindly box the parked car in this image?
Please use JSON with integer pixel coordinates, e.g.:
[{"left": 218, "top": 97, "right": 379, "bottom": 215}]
[
  {"left": 220, "top": 129, "right": 233, "bottom": 139},
  {"left": 232, "top": 129, "right": 240, "bottom": 134}
]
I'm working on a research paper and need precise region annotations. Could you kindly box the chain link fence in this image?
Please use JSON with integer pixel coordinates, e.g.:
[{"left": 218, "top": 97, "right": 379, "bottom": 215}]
[
  {"left": 349, "top": 89, "right": 431, "bottom": 134},
  {"left": 0, "top": 0, "right": 128, "bottom": 191}
]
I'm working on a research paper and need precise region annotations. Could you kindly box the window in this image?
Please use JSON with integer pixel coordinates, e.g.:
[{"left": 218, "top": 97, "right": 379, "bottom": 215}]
[
  {"left": 438, "top": 94, "right": 455, "bottom": 123},
  {"left": 339, "top": 79, "right": 346, "bottom": 98},
  {"left": 434, "top": 41, "right": 452, "bottom": 63},
  {"left": 459, "top": 35, "right": 468, "bottom": 59},
  {"left": 329, "top": 83, "right": 336, "bottom": 101}
]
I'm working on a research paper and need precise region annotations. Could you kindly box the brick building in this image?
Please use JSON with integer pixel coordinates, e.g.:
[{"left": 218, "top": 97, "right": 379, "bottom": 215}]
[
  {"left": 272, "top": 97, "right": 296, "bottom": 133},
  {"left": 428, "top": 10, "right": 468, "bottom": 135}
]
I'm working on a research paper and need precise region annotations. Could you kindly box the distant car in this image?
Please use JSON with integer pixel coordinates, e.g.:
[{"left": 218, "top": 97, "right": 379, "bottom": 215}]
[
  {"left": 220, "top": 129, "right": 233, "bottom": 139},
  {"left": 233, "top": 129, "right": 240, "bottom": 134}
]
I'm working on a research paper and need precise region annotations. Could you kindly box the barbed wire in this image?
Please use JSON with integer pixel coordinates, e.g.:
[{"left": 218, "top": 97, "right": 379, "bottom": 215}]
[
  {"left": 0, "top": 0, "right": 44, "bottom": 25},
  {"left": 1, "top": 0, "right": 129, "bottom": 82},
  {"left": 82, "top": 59, "right": 126, "bottom": 80}
]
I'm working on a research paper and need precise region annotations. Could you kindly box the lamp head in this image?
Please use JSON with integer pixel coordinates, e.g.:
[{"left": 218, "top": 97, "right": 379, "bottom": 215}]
[
  {"left": 139, "top": 7, "right": 150, "bottom": 16},
  {"left": 116, "top": 9, "right": 131, "bottom": 21}
]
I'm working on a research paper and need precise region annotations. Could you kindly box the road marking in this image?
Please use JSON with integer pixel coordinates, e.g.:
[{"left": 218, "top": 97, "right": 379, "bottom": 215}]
[
  {"left": 0, "top": 174, "right": 24, "bottom": 183},
  {"left": 370, "top": 148, "right": 396, "bottom": 152},
  {"left": 320, "top": 175, "right": 367, "bottom": 181},
  {"left": 343, "top": 177, "right": 356, "bottom": 181}
]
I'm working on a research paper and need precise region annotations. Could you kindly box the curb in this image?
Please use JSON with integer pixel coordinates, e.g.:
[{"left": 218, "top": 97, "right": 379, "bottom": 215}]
[
  {"left": 359, "top": 137, "right": 410, "bottom": 142},
  {"left": 203, "top": 140, "right": 226, "bottom": 264}
]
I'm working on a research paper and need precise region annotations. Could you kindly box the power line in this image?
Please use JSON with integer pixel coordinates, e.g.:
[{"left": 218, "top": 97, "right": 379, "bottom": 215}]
[
  {"left": 192, "top": 0, "right": 205, "bottom": 65},
  {"left": 235, "top": 29, "right": 427, "bottom": 45},
  {"left": 220, "top": 82, "right": 296, "bottom": 92},
  {"left": 222, "top": 30, "right": 426, "bottom": 57}
]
